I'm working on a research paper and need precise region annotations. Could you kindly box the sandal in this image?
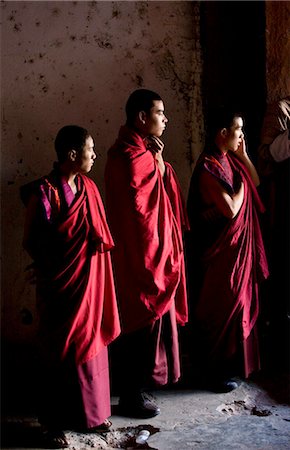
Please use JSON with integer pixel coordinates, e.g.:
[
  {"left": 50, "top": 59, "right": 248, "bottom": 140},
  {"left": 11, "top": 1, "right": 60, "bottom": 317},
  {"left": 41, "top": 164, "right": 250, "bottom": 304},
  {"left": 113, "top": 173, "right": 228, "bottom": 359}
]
[
  {"left": 86, "top": 419, "right": 112, "bottom": 433},
  {"left": 42, "top": 429, "right": 69, "bottom": 449}
]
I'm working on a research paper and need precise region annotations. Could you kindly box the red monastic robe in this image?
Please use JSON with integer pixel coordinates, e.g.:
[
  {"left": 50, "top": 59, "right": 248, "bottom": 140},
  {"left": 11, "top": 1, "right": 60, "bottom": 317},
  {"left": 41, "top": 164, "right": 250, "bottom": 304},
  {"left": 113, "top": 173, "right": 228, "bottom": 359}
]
[
  {"left": 105, "top": 126, "right": 188, "bottom": 334},
  {"left": 22, "top": 171, "right": 121, "bottom": 366},
  {"left": 187, "top": 149, "right": 269, "bottom": 377}
]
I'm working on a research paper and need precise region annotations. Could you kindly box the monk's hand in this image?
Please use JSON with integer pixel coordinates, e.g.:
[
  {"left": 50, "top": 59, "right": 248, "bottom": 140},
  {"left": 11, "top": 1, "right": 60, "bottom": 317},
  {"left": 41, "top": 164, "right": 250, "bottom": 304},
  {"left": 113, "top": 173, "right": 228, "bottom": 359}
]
[
  {"left": 146, "top": 136, "right": 166, "bottom": 177},
  {"left": 231, "top": 135, "right": 260, "bottom": 186},
  {"left": 233, "top": 136, "right": 248, "bottom": 160},
  {"left": 146, "top": 135, "right": 164, "bottom": 154}
]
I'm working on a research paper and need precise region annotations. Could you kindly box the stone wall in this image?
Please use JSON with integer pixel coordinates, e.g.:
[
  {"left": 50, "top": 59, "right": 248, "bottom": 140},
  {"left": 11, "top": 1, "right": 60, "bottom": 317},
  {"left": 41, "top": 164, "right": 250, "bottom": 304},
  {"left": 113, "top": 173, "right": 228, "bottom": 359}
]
[
  {"left": 265, "top": 1, "right": 290, "bottom": 103},
  {"left": 1, "top": 1, "right": 203, "bottom": 343}
]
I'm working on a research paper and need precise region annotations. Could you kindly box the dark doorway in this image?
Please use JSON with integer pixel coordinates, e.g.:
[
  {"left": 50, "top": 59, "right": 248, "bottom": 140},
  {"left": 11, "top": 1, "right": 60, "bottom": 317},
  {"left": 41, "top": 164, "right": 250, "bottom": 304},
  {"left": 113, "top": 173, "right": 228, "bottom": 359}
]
[{"left": 200, "top": 1, "right": 266, "bottom": 161}]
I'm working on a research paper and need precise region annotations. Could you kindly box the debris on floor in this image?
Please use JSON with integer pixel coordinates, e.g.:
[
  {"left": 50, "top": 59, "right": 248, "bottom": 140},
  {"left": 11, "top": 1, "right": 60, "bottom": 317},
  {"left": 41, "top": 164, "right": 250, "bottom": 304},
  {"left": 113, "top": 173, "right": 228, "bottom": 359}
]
[
  {"left": 67, "top": 425, "right": 160, "bottom": 449},
  {"left": 216, "top": 395, "right": 272, "bottom": 417}
]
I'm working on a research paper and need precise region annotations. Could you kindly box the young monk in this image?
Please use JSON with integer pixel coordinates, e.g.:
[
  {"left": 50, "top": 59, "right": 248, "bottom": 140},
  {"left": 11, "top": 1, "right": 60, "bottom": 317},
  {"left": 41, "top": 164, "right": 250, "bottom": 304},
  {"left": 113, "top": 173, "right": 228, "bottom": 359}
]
[
  {"left": 21, "top": 125, "right": 120, "bottom": 448},
  {"left": 186, "top": 107, "right": 269, "bottom": 392},
  {"left": 105, "top": 89, "right": 189, "bottom": 418}
]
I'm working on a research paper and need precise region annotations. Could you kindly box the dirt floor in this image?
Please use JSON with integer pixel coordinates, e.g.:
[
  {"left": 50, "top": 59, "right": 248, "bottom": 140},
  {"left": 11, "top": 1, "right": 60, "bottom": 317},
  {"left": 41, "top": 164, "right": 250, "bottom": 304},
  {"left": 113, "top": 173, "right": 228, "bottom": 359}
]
[
  {"left": 1, "top": 331, "right": 290, "bottom": 450},
  {"left": 1, "top": 369, "right": 290, "bottom": 450}
]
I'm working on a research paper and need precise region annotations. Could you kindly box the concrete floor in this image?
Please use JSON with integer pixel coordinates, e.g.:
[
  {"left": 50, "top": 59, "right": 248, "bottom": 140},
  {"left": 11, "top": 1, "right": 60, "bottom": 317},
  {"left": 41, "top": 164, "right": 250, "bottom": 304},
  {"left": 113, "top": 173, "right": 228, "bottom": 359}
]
[{"left": 2, "top": 370, "right": 290, "bottom": 450}]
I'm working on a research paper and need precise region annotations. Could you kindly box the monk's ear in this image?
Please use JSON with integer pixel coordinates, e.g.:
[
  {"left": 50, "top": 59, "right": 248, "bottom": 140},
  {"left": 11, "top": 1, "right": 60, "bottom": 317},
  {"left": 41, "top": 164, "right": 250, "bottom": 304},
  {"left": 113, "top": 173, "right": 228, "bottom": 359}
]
[
  {"left": 68, "top": 149, "right": 77, "bottom": 162},
  {"left": 220, "top": 127, "right": 228, "bottom": 138},
  {"left": 138, "top": 110, "right": 147, "bottom": 125}
]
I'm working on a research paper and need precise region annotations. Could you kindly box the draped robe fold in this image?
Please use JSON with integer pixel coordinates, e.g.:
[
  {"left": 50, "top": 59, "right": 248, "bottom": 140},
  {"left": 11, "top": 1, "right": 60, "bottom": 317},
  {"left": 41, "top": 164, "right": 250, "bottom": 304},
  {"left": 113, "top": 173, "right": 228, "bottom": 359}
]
[
  {"left": 21, "top": 171, "right": 120, "bottom": 427},
  {"left": 105, "top": 126, "right": 188, "bottom": 334},
  {"left": 105, "top": 126, "right": 188, "bottom": 389},
  {"left": 187, "top": 149, "right": 269, "bottom": 378}
]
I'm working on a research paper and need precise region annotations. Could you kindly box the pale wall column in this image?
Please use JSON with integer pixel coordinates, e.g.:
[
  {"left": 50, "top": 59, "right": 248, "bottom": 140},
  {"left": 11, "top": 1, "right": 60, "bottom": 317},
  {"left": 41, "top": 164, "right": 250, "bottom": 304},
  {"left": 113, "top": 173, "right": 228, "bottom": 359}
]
[{"left": 265, "top": 1, "right": 290, "bottom": 102}]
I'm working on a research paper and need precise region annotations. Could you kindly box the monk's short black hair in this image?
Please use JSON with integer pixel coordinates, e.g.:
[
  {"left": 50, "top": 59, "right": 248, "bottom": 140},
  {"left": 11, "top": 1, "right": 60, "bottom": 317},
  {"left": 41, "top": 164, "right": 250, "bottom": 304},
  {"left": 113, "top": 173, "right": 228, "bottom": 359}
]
[
  {"left": 205, "top": 105, "right": 244, "bottom": 144},
  {"left": 125, "top": 89, "right": 162, "bottom": 125},
  {"left": 54, "top": 125, "right": 90, "bottom": 163}
]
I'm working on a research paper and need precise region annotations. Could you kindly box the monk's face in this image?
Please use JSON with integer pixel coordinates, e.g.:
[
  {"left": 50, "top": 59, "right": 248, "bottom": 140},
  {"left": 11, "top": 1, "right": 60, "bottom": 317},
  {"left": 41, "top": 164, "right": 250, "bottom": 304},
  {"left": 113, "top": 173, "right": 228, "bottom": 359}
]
[
  {"left": 224, "top": 116, "right": 244, "bottom": 151},
  {"left": 144, "top": 100, "right": 168, "bottom": 137},
  {"left": 75, "top": 136, "right": 96, "bottom": 173}
]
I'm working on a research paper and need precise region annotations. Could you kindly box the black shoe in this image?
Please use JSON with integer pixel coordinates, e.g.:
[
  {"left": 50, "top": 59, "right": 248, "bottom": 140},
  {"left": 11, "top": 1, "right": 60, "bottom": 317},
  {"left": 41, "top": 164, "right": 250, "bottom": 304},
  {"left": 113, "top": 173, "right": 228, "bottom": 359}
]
[
  {"left": 118, "top": 391, "right": 160, "bottom": 418},
  {"left": 211, "top": 379, "right": 240, "bottom": 393}
]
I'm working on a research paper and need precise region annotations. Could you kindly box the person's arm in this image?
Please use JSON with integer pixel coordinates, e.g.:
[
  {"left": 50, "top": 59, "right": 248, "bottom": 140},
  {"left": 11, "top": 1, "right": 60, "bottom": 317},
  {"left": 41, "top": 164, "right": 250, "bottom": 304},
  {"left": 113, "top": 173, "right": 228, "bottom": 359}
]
[
  {"left": 231, "top": 137, "right": 260, "bottom": 186},
  {"left": 200, "top": 170, "right": 244, "bottom": 219},
  {"left": 146, "top": 135, "right": 166, "bottom": 177}
]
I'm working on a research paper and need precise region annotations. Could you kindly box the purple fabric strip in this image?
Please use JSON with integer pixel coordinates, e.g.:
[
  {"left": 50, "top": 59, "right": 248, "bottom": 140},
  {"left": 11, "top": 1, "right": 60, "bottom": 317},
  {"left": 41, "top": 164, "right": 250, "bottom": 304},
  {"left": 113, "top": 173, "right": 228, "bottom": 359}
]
[
  {"left": 40, "top": 176, "right": 77, "bottom": 221},
  {"left": 40, "top": 184, "right": 52, "bottom": 221},
  {"left": 61, "top": 175, "right": 76, "bottom": 208}
]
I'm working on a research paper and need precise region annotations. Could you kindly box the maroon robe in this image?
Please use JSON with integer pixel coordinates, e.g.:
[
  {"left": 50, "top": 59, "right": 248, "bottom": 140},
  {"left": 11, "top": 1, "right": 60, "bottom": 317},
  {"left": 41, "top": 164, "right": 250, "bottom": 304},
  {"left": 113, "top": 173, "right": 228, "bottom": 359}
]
[
  {"left": 187, "top": 148, "right": 269, "bottom": 378},
  {"left": 105, "top": 125, "right": 188, "bottom": 334},
  {"left": 21, "top": 170, "right": 120, "bottom": 428},
  {"left": 105, "top": 125, "right": 188, "bottom": 389}
]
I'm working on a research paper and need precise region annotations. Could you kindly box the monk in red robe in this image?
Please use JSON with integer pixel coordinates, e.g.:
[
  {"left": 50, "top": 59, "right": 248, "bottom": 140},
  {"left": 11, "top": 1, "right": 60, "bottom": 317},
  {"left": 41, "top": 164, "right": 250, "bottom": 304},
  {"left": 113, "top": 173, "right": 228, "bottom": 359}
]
[
  {"left": 105, "top": 89, "right": 188, "bottom": 418},
  {"left": 187, "top": 107, "right": 269, "bottom": 393},
  {"left": 21, "top": 126, "right": 120, "bottom": 447}
]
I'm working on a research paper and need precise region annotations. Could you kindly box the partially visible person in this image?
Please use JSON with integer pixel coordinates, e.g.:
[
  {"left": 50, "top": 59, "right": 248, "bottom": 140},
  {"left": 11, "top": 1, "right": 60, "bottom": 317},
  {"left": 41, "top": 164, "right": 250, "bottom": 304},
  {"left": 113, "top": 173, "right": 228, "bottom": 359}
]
[
  {"left": 105, "top": 89, "right": 189, "bottom": 418},
  {"left": 186, "top": 107, "right": 269, "bottom": 392},
  {"left": 21, "top": 125, "right": 121, "bottom": 448},
  {"left": 258, "top": 96, "right": 290, "bottom": 174},
  {"left": 257, "top": 96, "right": 290, "bottom": 370}
]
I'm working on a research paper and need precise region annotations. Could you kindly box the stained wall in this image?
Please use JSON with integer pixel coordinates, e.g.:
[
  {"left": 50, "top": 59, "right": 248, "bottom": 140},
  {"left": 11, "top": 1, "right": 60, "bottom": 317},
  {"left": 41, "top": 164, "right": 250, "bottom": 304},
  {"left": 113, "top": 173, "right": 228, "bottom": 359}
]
[
  {"left": 1, "top": 1, "right": 203, "bottom": 343},
  {"left": 265, "top": 1, "right": 290, "bottom": 103}
]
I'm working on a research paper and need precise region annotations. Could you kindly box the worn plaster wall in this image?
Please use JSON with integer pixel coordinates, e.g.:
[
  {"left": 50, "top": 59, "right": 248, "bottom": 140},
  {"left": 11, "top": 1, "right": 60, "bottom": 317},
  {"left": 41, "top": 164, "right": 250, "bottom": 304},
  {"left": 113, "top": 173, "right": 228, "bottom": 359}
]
[
  {"left": 1, "top": 1, "right": 203, "bottom": 343},
  {"left": 265, "top": 1, "right": 290, "bottom": 102}
]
